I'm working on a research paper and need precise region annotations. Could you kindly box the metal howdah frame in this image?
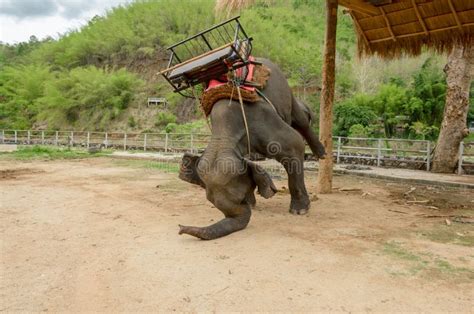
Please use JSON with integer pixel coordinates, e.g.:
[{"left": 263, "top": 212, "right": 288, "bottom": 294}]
[{"left": 159, "top": 16, "right": 253, "bottom": 97}]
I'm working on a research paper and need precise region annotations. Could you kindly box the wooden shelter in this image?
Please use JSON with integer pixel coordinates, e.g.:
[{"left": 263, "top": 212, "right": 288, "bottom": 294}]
[
  {"left": 215, "top": 0, "right": 474, "bottom": 190},
  {"left": 341, "top": 0, "right": 474, "bottom": 58},
  {"left": 317, "top": 0, "right": 474, "bottom": 192}
]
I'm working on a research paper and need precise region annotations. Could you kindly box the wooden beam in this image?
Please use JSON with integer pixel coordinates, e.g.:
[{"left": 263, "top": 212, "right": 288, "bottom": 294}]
[
  {"left": 369, "top": 22, "right": 474, "bottom": 44},
  {"left": 411, "top": 0, "right": 429, "bottom": 35},
  {"left": 338, "top": 0, "right": 379, "bottom": 16},
  {"left": 379, "top": 6, "right": 396, "bottom": 41},
  {"left": 447, "top": 0, "right": 463, "bottom": 31},
  {"left": 349, "top": 10, "right": 371, "bottom": 48},
  {"left": 317, "top": 0, "right": 338, "bottom": 194}
]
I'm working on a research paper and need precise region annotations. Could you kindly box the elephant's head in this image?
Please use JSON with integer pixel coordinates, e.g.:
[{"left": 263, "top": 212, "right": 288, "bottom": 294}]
[{"left": 178, "top": 152, "right": 277, "bottom": 240}]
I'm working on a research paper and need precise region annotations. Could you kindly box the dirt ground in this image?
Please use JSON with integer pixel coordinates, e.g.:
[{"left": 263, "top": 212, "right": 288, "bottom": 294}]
[{"left": 1, "top": 158, "right": 473, "bottom": 312}]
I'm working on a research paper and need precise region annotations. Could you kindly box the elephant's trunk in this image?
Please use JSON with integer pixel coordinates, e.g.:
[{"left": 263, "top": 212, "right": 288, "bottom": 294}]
[{"left": 178, "top": 207, "right": 251, "bottom": 240}]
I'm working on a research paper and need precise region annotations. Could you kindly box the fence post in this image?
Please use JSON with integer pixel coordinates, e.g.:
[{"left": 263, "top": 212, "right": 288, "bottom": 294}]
[
  {"left": 105, "top": 132, "right": 108, "bottom": 149},
  {"left": 123, "top": 133, "right": 127, "bottom": 150},
  {"left": 377, "top": 138, "right": 382, "bottom": 167},
  {"left": 458, "top": 141, "right": 464, "bottom": 175},
  {"left": 70, "top": 131, "right": 74, "bottom": 147},
  {"left": 55, "top": 131, "right": 59, "bottom": 146},
  {"left": 190, "top": 133, "right": 194, "bottom": 153},
  {"left": 86, "top": 132, "right": 90, "bottom": 149},
  {"left": 426, "top": 141, "right": 431, "bottom": 172},
  {"left": 336, "top": 137, "right": 341, "bottom": 164},
  {"left": 165, "top": 133, "right": 169, "bottom": 153},
  {"left": 144, "top": 133, "right": 147, "bottom": 152},
  {"left": 1, "top": 130, "right": 4, "bottom": 144},
  {"left": 14, "top": 130, "right": 17, "bottom": 144},
  {"left": 27, "top": 130, "right": 31, "bottom": 145},
  {"left": 41, "top": 131, "right": 45, "bottom": 145}
]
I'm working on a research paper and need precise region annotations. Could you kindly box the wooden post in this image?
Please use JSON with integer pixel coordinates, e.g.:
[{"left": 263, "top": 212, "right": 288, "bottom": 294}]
[
  {"left": 144, "top": 133, "right": 147, "bottom": 152},
  {"left": 41, "top": 131, "right": 45, "bottom": 145},
  {"left": 336, "top": 137, "right": 341, "bottom": 164},
  {"left": 1, "top": 130, "right": 4, "bottom": 144},
  {"left": 426, "top": 141, "right": 431, "bottom": 171},
  {"left": 190, "top": 133, "right": 194, "bottom": 153},
  {"left": 105, "top": 132, "right": 108, "bottom": 149},
  {"left": 70, "top": 131, "right": 74, "bottom": 147},
  {"left": 87, "top": 132, "right": 90, "bottom": 149},
  {"left": 317, "top": 0, "right": 338, "bottom": 194},
  {"left": 27, "top": 130, "right": 31, "bottom": 145},
  {"left": 377, "top": 139, "right": 382, "bottom": 167},
  {"left": 123, "top": 133, "right": 127, "bottom": 151},
  {"left": 55, "top": 131, "right": 59, "bottom": 146},
  {"left": 457, "top": 141, "right": 464, "bottom": 175},
  {"left": 14, "top": 130, "right": 17, "bottom": 144},
  {"left": 165, "top": 133, "right": 169, "bottom": 153}
]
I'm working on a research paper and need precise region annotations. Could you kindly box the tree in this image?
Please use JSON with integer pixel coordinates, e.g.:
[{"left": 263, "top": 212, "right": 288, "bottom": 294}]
[{"left": 432, "top": 44, "right": 474, "bottom": 173}]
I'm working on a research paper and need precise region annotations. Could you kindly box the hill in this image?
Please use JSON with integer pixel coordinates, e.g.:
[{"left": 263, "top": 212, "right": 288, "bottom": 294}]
[{"left": 0, "top": 0, "right": 470, "bottom": 139}]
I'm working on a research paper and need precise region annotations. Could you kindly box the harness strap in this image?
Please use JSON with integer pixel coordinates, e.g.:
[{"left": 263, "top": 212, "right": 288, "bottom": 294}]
[
  {"left": 256, "top": 89, "right": 277, "bottom": 113},
  {"left": 236, "top": 84, "right": 252, "bottom": 157}
]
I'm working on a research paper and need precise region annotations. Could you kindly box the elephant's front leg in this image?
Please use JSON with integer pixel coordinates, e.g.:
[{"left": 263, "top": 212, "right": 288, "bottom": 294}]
[{"left": 280, "top": 156, "right": 310, "bottom": 215}]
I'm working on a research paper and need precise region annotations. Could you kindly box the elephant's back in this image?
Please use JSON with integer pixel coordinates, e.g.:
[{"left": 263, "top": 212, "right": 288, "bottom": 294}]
[{"left": 255, "top": 58, "right": 292, "bottom": 124}]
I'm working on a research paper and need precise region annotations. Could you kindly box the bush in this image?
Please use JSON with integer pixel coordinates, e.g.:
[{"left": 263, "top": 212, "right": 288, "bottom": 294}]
[
  {"left": 128, "top": 116, "right": 137, "bottom": 128},
  {"left": 348, "top": 124, "right": 370, "bottom": 138},
  {"left": 155, "top": 112, "right": 177, "bottom": 127},
  {"left": 334, "top": 96, "right": 378, "bottom": 137}
]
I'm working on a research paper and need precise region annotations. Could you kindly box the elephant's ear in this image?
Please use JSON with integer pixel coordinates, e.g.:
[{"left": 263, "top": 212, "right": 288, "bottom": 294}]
[
  {"left": 179, "top": 153, "right": 205, "bottom": 188},
  {"left": 246, "top": 160, "right": 277, "bottom": 199}
]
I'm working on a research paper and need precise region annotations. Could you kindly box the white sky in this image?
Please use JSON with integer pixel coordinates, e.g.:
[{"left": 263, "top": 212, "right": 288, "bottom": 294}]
[{"left": 0, "top": 0, "right": 131, "bottom": 44}]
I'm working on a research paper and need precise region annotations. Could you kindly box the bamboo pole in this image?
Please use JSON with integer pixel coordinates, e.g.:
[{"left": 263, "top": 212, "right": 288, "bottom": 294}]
[{"left": 317, "top": 0, "right": 338, "bottom": 194}]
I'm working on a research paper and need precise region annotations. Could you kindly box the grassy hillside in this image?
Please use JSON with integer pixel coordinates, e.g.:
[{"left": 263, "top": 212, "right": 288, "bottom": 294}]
[{"left": 0, "top": 0, "right": 471, "bottom": 138}]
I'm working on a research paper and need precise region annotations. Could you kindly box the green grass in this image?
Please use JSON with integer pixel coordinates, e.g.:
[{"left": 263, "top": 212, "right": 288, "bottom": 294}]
[
  {"left": 382, "top": 241, "right": 474, "bottom": 279},
  {"left": 0, "top": 145, "right": 111, "bottom": 160},
  {"left": 465, "top": 133, "right": 474, "bottom": 142},
  {"left": 421, "top": 225, "right": 474, "bottom": 247},
  {"left": 112, "top": 159, "right": 179, "bottom": 173}
]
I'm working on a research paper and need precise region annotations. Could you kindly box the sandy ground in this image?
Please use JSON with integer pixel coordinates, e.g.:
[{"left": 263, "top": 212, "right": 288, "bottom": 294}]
[{"left": 1, "top": 158, "right": 473, "bottom": 312}]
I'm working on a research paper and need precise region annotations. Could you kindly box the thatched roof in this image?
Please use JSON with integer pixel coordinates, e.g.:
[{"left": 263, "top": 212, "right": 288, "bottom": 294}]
[{"left": 342, "top": 0, "right": 474, "bottom": 58}]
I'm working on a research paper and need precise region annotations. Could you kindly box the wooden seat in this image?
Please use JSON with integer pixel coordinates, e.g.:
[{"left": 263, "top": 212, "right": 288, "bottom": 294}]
[
  {"left": 159, "top": 16, "right": 252, "bottom": 94},
  {"left": 168, "top": 40, "right": 250, "bottom": 88}
]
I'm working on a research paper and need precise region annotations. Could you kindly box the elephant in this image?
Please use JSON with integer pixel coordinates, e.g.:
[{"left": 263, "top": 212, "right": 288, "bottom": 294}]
[{"left": 178, "top": 58, "right": 325, "bottom": 240}]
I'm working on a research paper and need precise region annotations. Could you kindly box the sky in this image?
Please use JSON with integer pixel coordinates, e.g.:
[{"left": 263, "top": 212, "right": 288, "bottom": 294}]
[{"left": 0, "top": 0, "right": 131, "bottom": 44}]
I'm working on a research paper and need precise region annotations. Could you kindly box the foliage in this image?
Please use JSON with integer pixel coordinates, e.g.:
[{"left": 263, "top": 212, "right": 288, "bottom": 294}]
[
  {"left": 334, "top": 96, "right": 378, "bottom": 137},
  {"left": 348, "top": 124, "right": 371, "bottom": 138},
  {"left": 164, "top": 120, "right": 208, "bottom": 134},
  {"left": 155, "top": 112, "right": 177, "bottom": 127},
  {"left": 0, "top": 65, "right": 142, "bottom": 130},
  {"left": 334, "top": 58, "right": 449, "bottom": 140},
  {"left": 0, "top": 0, "right": 471, "bottom": 140}
]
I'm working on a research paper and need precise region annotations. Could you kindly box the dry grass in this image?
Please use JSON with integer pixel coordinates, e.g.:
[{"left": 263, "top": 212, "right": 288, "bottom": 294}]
[{"left": 350, "top": 0, "right": 474, "bottom": 58}]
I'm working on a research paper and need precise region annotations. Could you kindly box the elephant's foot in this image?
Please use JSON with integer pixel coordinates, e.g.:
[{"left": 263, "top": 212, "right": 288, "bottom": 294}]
[
  {"left": 179, "top": 208, "right": 251, "bottom": 240},
  {"left": 289, "top": 197, "right": 310, "bottom": 215}
]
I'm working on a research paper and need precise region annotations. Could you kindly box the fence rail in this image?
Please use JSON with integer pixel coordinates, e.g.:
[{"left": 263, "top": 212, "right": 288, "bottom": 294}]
[{"left": 0, "top": 130, "right": 471, "bottom": 175}]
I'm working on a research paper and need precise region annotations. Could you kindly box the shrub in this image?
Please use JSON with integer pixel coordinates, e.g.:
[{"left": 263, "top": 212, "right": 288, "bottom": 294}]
[
  {"left": 348, "top": 124, "right": 369, "bottom": 138},
  {"left": 155, "top": 112, "right": 176, "bottom": 127},
  {"left": 334, "top": 96, "right": 378, "bottom": 137}
]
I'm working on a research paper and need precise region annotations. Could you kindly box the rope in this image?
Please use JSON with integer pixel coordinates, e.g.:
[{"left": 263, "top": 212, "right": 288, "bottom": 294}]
[{"left": 235, "top": 83, "right": 251, "bottom": 157}]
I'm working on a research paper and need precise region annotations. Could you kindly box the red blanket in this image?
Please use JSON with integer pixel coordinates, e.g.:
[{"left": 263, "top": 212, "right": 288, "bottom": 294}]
[{"left": 206, "top": 56, "right": 256, "bottom": 92}]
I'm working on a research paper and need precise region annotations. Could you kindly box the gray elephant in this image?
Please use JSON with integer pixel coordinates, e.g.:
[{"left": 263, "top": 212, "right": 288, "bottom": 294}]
[{"left": 178, "top": 58, "right": 325, "bottom": 240}]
